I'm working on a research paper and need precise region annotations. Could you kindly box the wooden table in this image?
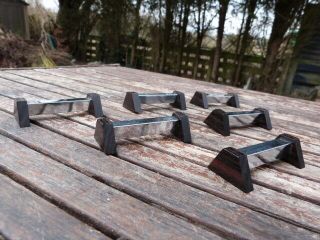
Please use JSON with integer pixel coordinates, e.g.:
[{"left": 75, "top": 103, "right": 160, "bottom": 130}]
[{"left": 0, "top": 66, "right": 319, "bottom": 240}]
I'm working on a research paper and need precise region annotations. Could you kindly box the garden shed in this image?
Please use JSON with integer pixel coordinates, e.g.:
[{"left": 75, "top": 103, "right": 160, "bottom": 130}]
[{"left": 0, "top": 0, "right": 29, "bottom": 39}]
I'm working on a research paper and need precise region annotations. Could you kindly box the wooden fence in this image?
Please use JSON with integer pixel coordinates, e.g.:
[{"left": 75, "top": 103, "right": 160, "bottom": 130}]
[
  {"left": 87, "top": 36, "right": 264, "bottom": 86},
  {"left": 86, "top": 35, "right": 100, "bottom": 62}
]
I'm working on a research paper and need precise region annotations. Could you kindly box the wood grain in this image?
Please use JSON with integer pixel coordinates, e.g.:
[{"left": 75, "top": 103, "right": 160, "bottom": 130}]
[
  {"left": 0, "top": 133, "right": 221, "bottom": 240},
  {"left": 16, "top": 67, "right": 320, "bottom": 146},
  {"left": 0, "top": 66, "right": 320, "bottom": 239},
  {"left": 0, "top": 110, "right": 319, "bottom": 239},
  {"left": 2, "top": 69, "right": 320, "bottom": 156},
  {"left": 0, "top": 73, "right": 319, "bottom": 199},
  {"left": 0, "top": 172, "right": 109, "bottom": 240},
  {"left": 1, "top": 79, "right": 320, "bottom": 195}
]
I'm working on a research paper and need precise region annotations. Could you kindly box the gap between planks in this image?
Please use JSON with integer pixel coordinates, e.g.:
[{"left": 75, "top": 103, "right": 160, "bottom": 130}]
[
  {"left": 0, "top": 71, "right": 319, "bottom": 165},
  {"left": 7, "top": 67, "right": 320, "bottom": 133},
  {"left": 0, "top": 69, "right": 320, "bottom": 210},
  {"left": 0, "top": 71, "right": 320, "bottom": 188},
  {"left": 0, "top": 132, "right": 223, "bottom": 240},
  {"left": 0, "top": 97, "right": 320, "bottom": 236},
  {"left": 0, "top": 171, "right": 111, "bottom": 240},
  {"left": 0, "top": 112, "right": 319, "bottom": 239},
  {"left": 0, "top": 80, "right": 320, "bottom": 189},
  {"left": 7, "top": 67, "right": 320, "bottom": 149}
]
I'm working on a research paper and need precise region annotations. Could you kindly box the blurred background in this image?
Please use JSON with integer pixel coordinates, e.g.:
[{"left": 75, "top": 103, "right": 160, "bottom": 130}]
[{"left": 0, "top": 0, "right": 319, "bottom": 100}]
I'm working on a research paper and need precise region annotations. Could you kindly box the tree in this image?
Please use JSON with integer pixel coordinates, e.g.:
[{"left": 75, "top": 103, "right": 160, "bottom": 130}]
[
  {"left": 159, "top": 0, "right": 178, "bottom": 72},
  {"left": 191, "top": 0, "right": 215, "bottom": 78},
  {"left": 232, "top": 0, "right": 247, "bottom": 63},
  {"left": 207, "top": 0, "right": 230, "bottom": 82},
  {"left": 256, "top": 0, "right": 306, "bottom": 92},
  {"left": 130, "top": 0, "right": 144, "bottom": 66},
  {"left": 176, "top": 0, "right": 193, "bottom": 75},
  {"left": 100, "top": 0, "right": 129, "bottom": 63},
  {"left": 76, "top": 0, "right": 101, "bottom": 61},
  {"left": 232, "top": 0, "right": 257, "bottom": 86},
  {"left": 57, "top": 0, "right": 101, "bottom": 61},
  {"left": 57, "top": 0, "right": 83, "bottom": 55}
]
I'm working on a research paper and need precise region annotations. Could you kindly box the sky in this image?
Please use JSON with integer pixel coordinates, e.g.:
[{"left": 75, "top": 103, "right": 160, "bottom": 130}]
[{"left": 42, "top": 0, "right": 59, "bottom": 12}]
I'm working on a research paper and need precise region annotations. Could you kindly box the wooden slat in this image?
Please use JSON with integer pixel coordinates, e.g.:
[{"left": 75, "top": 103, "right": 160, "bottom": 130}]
[
  {"left": 1, "top": 70, "right": 318, "bottom": 174},
  {"left": 102, "top": 67, "right": 320, "bottom": 127},
  {"left": 0, "top": 172, "right": 109, "bottom": 240},
  {"left": 0, "top": 107, "right": 319, "bottom": 239},
  {"left": 1, "top": 71, "right": 318, "bottom": 186},
  {"left": 3, "top": 68, "right": 320, "bottom": 152},
  {"left": 140, "top": 106, "right": 320, "bottom": 156},
  {"left": 0, "top": 76, "right": 319, "bottom": 185},
  {"left": 2, "top": 71, "right": 319, "bottom": 167},
  {"left": 13, "top": 66, "right": 320, "bottom": 131},
  {"left": 0, "top": 133, "right": 220, "bottom": 240},
  {"left": 29, "top": 67, "right": 320, "bottom": 142},
  {"left": 0, "top": 97, "right": 320, "bottom": 235},
  {"left": 107, "top": 66, "right": 320, "bottom": 110},
  {"left": 1, "top": 66, "right": 320, "bottom": 238},
  {"left": 82, "top": 66, "right": 320, "bottom": 113}
]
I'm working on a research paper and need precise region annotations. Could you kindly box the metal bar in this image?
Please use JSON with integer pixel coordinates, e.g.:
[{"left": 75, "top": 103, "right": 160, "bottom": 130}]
[
  {"left": 239, "top": 138, "right": 291, "bottom": 169},
  {"left": 139, "top": 93, "right": 178, "bottom": 104},
  {"left": 124, "top": 91, "right": 186, "bottom": 113},
  {"left": 208, "top": 134, "right": 304, "bottom": 193},
  {"left": 113, "top": 116, "right": 178, "bottom": 140},
  {"left": 228, "top": 111, "right": 261, "bottom": 128},
  {"left": 206, "top": 93, "right": 233, "bottom": 104},
  {"left": 191, "top": 91, "right": 240, "bottom": 109},
  {"left": 28, "top": 98, "right": 91, "bottom": 116}
]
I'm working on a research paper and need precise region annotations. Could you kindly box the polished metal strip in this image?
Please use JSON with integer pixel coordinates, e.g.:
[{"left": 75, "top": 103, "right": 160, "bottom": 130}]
[
  {"left": 206, "top": 93, "right": 233, "bottom": 104},
  {"left": 239, "top": 139, "right": 291, "bottom": 169},
  {"left": 139, "top": 93, "right": 178, "bottom": 104},
  {"left": 228, "top": 112, "right": 260, "bottom": 128},
  {"left": 113, "top": 116, "right": 178, "bottom": 140},
  {"left": 28, "top": 98, "right": 90, "bottom": 116}
]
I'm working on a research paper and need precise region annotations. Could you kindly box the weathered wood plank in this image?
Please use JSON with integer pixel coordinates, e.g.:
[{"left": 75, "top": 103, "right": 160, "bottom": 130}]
[
  {"left": 1, "top": 107, "right": 319, "bottom": 234},
  {"left": 0, "top": 74, "right": 319, "bottom": 182},
  {"left": 110, "top": 73, "right": 320, "bottom": 131},
  {"left": 86, "top": 66, "right": 320, "bottom": 117},
  {"left": 145, "top": 107, "right": 320, "bottom": 156},
  {"left": 2, "top": 71, "right": 119, "bottom": 98},
  {"left": 104, "top": 66, "right": 320, "bottom": 111},
  {"left": 133, "top": 135, "right": 320, "bottom": 181},
  {"left": 0, "top": 172, "right": 109, "bottom": 240},
  {"left": 46, "top": 66, "right": 320, "bottom": 118},
  {"left": 28, "top": 68, "right": 320, "bottom": 142},
  {"left": 2, "top": 72, "right": 319, "bottom": 193},
  {"left": 1, "top": 66, "right": 320, "bottom": 237},
  {"left": 1, "top": 112, "right": 318, "bottom": 239},
  {"left": 0, "top": 133, "right": 221, "bottom": 240},
  {"left": 0, "top": 77, "right": 319, "bottom": 184},
  {"left": 2, "top": 69, "right": 320, "bottom": 154},
  {"left": 0, "top": 72, "right": 83, "bottom": 98},
  {"left": 33, "top": 67, "right": 320, "bottom": 122},
  {"left": 11, "top": 66, "right": 320, "bottom": 136},
  {"left": 0, "top": 72, "right": 320, "bottom": 232}
]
